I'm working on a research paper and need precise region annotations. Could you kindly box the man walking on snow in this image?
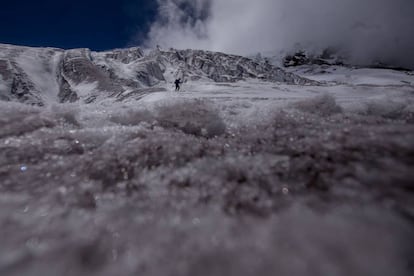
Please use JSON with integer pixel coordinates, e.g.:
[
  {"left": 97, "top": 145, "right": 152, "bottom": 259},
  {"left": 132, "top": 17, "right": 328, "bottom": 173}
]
[{"left": 174, "top": 78, "right": 182, "bottom": 91}]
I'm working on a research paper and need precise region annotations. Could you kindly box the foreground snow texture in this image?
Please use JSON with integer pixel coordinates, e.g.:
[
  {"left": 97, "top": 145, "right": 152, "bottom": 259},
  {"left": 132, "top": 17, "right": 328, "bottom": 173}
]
[{"left": 1, "top": 46, "right": 414, "bottom": 276}]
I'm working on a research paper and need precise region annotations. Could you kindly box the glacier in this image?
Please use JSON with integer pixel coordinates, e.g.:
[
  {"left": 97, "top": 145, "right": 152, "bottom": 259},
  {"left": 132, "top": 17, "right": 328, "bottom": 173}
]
[{"left": 0, "top": 43, "right": 413, "bottom": 276}]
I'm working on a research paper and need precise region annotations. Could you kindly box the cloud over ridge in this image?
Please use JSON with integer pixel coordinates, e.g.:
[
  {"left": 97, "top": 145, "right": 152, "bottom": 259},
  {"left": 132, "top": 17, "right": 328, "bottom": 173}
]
[{"left": 144, "top": 0, "right": 414, "bottom": 68}]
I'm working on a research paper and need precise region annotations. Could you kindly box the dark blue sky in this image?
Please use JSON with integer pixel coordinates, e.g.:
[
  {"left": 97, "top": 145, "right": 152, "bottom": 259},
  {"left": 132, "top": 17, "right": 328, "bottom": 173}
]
[{"left": 0, "top": 0, "right": 158, "bottom": 50}]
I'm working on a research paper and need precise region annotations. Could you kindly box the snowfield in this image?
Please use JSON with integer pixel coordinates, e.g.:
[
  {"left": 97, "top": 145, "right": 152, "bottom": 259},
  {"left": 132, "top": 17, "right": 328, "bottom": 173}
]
[{"left": 0, "top": 45, "right": 413, "bottom": 276}]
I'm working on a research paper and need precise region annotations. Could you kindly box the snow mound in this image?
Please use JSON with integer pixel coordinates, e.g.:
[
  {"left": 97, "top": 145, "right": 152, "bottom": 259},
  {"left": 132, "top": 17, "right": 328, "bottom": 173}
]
[
  {"left": 110, "top": 98, "right": 226, "bottom": 138},
  {"left": 292, "top": 94, "right": 343, "bottom": 116}
]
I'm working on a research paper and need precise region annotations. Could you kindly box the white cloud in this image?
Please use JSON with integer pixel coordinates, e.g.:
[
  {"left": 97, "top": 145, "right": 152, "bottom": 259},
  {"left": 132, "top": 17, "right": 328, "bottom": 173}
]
[{"left": 144, "top": 0, "right": 414, "bottom": 68}]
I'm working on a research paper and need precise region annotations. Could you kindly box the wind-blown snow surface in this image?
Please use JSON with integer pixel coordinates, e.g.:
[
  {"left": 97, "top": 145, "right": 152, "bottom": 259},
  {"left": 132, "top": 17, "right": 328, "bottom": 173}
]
[{"left": 1, "top": 48, "right": 414, "bottom": 275}]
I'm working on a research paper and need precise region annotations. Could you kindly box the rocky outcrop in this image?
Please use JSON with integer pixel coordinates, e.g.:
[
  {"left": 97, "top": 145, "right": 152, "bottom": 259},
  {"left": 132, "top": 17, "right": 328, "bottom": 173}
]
[
  {"left": 283, "top": 49, "right": 344, "bottom": 67},
  {"left": 101, "top": 47, "right": 144, "bottom": 64},
  {"left": 10, "top": 62, "right": 44, "bottom": 105},
  {"left": 0, "top": 59, "right": 43, "bottom": 106},
  {"left": 61, "top": 49, "right": 125, "bottom": 101},
  {"left": 159, "top": 49, "right": 310, "bottom": 84}
]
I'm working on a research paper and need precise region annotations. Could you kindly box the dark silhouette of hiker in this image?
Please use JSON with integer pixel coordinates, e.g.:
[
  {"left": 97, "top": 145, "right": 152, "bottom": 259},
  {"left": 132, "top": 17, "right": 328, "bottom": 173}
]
[{"left": 174, "top": 78, "right": 182, "bottom": 91}]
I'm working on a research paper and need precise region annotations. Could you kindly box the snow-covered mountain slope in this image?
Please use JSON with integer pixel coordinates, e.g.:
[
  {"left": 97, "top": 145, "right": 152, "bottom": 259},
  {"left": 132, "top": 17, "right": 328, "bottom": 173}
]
[
  {"left": 0, "top": 45, "right": 64, "bottom": 105},
  {"left": 285, "top": 64, "right": 414, "bottom": 86},
  {"left": 0, "top": 44, "right": 311, "bottom": 105}
]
